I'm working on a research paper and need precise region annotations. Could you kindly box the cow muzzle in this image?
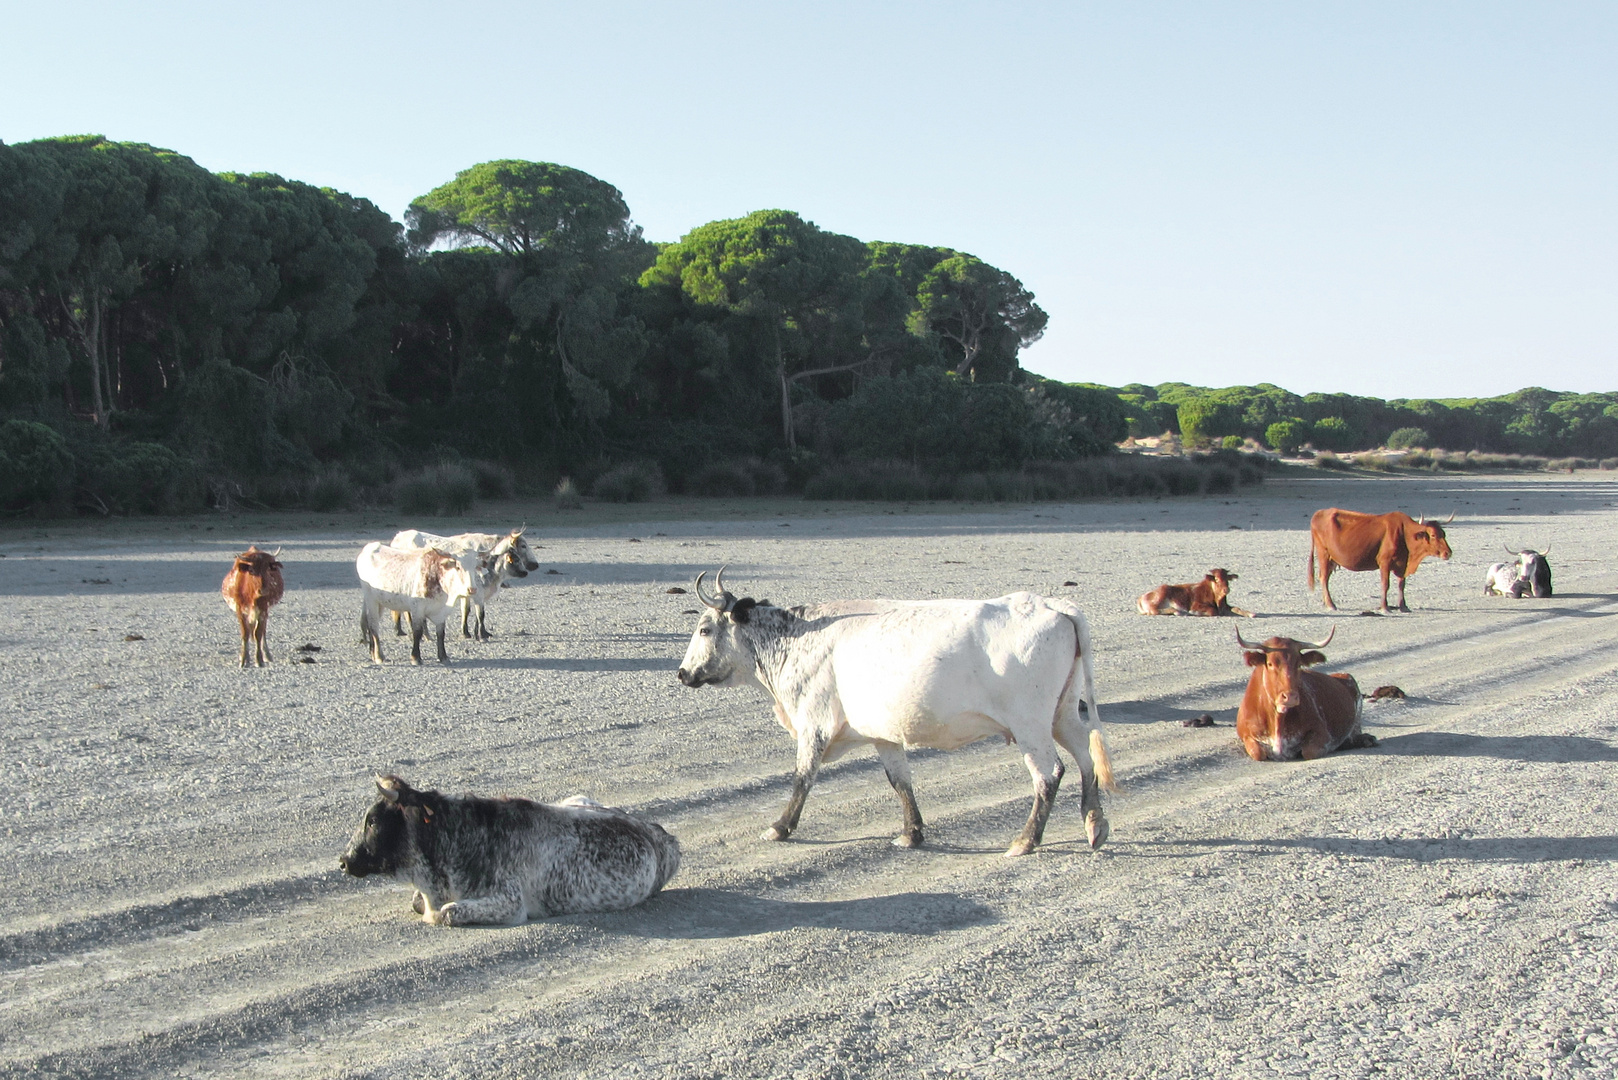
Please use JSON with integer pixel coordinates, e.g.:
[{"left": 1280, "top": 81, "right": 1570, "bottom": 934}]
[{"left": 1275, "top": 692, "right": 1300, "bottom": 714}]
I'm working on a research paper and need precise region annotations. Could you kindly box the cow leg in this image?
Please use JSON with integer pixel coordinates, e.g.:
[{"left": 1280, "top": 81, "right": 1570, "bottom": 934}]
[
  {"left": 1378, "top": 563, "right": 1395, "bottom": 613},
  {"left": 434, "top": 884, "right": 525, "bottom": 926},
  {"left": 477, "top": 602, "right": 491, "bottom": 641},
  {"left": 460, "top": 597, "right": 472, "bottom": 638},
  {"left": 1053, "top": 713, "right": 1109, "bottom": 851},
  {"left": 1396, "top": 574, "right": 1410, "bottom": 613},
  {"left": 1008, "top": 746, "right": 1064, "bottom": 857},
  {"left": 872, "top": 740, "right": 925, "bottom": 848},
  {"left": 1240, "top": 734, "right": 1271, "bottom": 761},
  {"left": 254, "top": 611, "right": 269, "bottom": 667},
  {"left": 766, "top": 729, "right": 827, "bottom": 841},
  {"left": 409, "top": 619, "right": 426, "bottom": 665},
  {"left": 1320, "top": 559, "right": 1338, "bottom": 610},
  {"left": 393, "top": 610, "right": 406, "bottom": 636},
  {"left": 435, "top": 619, "right": 451, "bottom": 664},
  {"left": 236, "top": 610, "right": 251, "bottom": 668}
]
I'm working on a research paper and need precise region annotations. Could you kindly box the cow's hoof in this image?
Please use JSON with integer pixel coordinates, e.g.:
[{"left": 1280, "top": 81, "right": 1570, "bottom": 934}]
[
  {"left": 762, "top": 824, "right": 789, "bottom": 842},
  {"left": 1004, "top": 839, "right": 1038, "bottom": 858},
  {"left": 892, "top": 830, "right": 923, "bottom": 848},
  {"left": 432, "top": 902, "right": 459, "bottom": 926},
  {"left": 1086, "top": 810, "right": 1110, "bottom": 851},
  {"left": 411, "top": 891, "right": 426, "bottom": 915}
]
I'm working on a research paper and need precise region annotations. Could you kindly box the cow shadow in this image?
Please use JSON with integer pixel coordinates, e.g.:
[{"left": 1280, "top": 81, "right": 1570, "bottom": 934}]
[
  {"left": 1374, "top": 731, "right": 1618, "bottom": 763},
  {"left": 614, "top": 888, "right": 996, "bottom": 939},
  {"left": 453, "top": 657, "right": 674, "bottom": 673},
  {"left": 1163, "top": 834, "right": 1618, "bottom": 864},
  {"left": 1103, "top": 699, "right": 1241, "bottom": 727}
]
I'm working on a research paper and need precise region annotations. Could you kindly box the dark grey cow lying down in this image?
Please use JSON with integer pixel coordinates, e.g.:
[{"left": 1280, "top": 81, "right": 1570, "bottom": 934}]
[{"left": 339, "top": 776, "right": 681, "bottom": 926}]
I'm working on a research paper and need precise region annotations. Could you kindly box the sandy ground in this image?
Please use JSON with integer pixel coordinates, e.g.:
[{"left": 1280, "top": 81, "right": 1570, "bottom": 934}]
[{"left": 2, "top": 470, "right": 1616, "bottom": 1079}]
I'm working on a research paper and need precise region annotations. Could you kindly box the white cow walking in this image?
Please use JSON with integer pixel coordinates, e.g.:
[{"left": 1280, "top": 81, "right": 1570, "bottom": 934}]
[{"left": 676, "top": 569, "right": 1115, "bottom": 857}]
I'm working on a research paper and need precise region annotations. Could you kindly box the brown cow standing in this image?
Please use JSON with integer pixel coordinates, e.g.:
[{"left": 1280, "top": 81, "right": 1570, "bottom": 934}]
[
  {"left": 1308, "top": 508, "right": 1452, "bottom": 612},
  {"left": 1137, "top": 568, "right": 1254, "bottom": 617},
  {"left": 1235, "top": 628, "right": 1376, "bottom": 761},
  {"left": 222, "top": 546, "right": 285, "bottom": 668}
]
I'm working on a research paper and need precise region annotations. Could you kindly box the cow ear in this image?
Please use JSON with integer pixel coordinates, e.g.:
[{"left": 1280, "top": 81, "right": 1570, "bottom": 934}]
[
  {"left": 1243, "top": 651, "right": 1265, "bottom": 668},
  {"left": 730, "top": 598, "right": 757, "bottom": 623},
  {"left": 1413, "top": 530, "right": 1428, "bottom": 542},
  {"left": 1299, "top": 651, "right": 1327, "bottom": 666}
]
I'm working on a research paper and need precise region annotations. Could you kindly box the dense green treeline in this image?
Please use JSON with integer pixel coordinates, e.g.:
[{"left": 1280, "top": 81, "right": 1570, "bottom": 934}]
[
  {"left": 1111, "top": 383, "right": 1618, "bottom": 458},
  {"left": 0, "top": 137, "right": 1099, "bottom": 511},
  {"left": 0, "top": 136, "right": 1610, "bottom": 514}
]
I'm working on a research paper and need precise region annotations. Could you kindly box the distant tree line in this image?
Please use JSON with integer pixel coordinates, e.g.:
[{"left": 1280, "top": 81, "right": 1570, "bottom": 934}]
[
  {"left": 0, "top": 137, "right": 1609, "bottom": 514},
  {"left": 1113, "top": 383, "right": 1618, "bottom": 459}
]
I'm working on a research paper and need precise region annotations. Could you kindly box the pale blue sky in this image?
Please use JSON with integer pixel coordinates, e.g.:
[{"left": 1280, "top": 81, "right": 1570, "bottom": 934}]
[{"left": 4, "top": 2, "right": 1613, "bottom": 399}]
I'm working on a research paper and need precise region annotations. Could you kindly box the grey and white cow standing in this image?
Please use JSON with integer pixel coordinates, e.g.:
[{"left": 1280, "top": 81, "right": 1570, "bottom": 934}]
[
  {"left": 391, "top": 528, "right": 541, "bottom": 639},
  {"left": 339, "top": 775, "right": 681, "bottom": 926},
  {"left": 676, "top": 570, "right": 1116, "bottom": 857}
]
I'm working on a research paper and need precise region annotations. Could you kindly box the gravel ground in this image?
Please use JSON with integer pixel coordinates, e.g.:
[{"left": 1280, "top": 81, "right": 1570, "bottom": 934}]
[{"left": 2, "top": 470, "right": 1616, "bottom": 1079}]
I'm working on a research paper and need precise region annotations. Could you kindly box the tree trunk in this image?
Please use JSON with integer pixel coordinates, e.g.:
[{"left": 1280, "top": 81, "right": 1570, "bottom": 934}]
[
  {"left": 775, "top": 325, "right": 795, "bottom": 449},
  {"left": 66, "top": 292, "right": 110, "bottom": 428}
]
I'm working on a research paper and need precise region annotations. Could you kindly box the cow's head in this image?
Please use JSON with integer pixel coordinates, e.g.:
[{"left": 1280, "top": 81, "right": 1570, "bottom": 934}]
[
  {"left": 1237, "top": 627, "right": 1334, "bottom": 717},
  {"left": 1513, "top": 545, "right": 1551, "bottom": 597},
  {"left": 1206, "top": 568, "right": 1237, "bottom": 600},
  {"left": 677, "top": 567, "right": 766, "bottom": 688},
  {"left": 1412, "top": 512, "right": 1454, "bottom": 560},
  {"left": 489, "top": 533, "right": 532, "bottom": 579},
  {"left": 339, "top": 775, "right": 429, "bottom": 879},
  {"left": 235, "top": 546, "right": 283, "bottom": 576},
  {"left": 503, "top": 527, "right": 541, "bottom": 574}
]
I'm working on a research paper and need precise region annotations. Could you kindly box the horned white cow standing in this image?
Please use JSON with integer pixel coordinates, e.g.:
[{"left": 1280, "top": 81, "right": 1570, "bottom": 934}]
[
  {"left": 391, "top": 528, "right": 540, "bottom": 639},
  {"left": 676, "top": 569, "right": 1115, "bottom": 857}
]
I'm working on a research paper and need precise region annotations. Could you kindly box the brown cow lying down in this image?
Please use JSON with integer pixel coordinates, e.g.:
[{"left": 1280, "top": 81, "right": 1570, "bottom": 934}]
[
  {"left": 1137, "top": 568, "right": 1254, "bottom": 617},
  {"left": 339, "top": 776, "right": 681, "bottom": 926},
  {"left": 1235, "top": 627, "right": 1377, "bottom": 761}
]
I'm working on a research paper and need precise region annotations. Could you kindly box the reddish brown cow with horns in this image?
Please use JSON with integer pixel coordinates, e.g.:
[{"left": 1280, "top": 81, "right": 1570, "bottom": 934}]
[
  {"left": 1308, "top": 508, "right": 1452, "bottom": 613},
  {"left": 1235, "top": 627, "right": 1377, "bottom": 762},
  {"left": 222, "top": 546, "right": 284, "bottom": 668},
  {"left": 1137, "top": 568, "right": 1253, "bottom": 617}
]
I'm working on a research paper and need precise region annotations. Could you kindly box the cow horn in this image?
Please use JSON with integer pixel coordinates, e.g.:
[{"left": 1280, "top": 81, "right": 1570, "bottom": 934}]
[
  {"left": 694, "top": 571, "right": 722, "bottom": 610},
  {"left": 1444, "top": 510, "right": 1455, "bottom": 524},
  {"left": 271, "top": 547, "right": 282, "bottom": 558},
  {"left": 1505, "top": 544, "right": 1519, "bottom": 556},
  {"left": 1539, "top": 543, "right": 1549, "bottom": 557},
  {"left": 1300, "top": 625, "right": 1336, "bottom": 650},
  {"left": 1235, "top": 628, "right": 1273, "bottom": 652}
]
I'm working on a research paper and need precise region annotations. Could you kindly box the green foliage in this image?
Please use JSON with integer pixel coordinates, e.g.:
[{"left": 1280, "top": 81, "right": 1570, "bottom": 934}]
[
  {"left": 1386, "top": 426, "right": 1431, "bottom": 450},
  {"left": 1265, "top": 419, "right": 1311, "bottom": 454},
  {"left": 0, "top": 419, "right": 73, "bottom": 509},
  {"left": 1221, "top": 435, "right": 1244, "bottom": 450},
  {"left": 1310, "top": 416, "right": 1358, "bottom": 452},
  {"left": 394, "top": 463, "right": 477, "bottom": 516},
  {"left": 1176, "top": 397, "right": 1241, "bottom": 444},
  {"left": 686, "top": 457, "right": 788, "bottom": 497},
  {"left": 592, "top": 461, "right": 665, "bottom": 502}
]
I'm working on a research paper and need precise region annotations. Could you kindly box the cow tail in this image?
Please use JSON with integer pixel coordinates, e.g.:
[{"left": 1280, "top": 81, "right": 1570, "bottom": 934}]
[
  {"left": 1307, "top": 534, "right": 1317, "bottom": 592},
  {"left": 1067, "top": 611, "right": 1117, "bottom": 794}
]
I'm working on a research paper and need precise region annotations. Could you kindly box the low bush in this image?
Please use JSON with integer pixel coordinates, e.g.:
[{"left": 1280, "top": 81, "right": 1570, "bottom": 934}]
[
  {"left": 394, "top": 463, "right": 477, "bottom": 516},
  {"left": 1386, "top": 427, "right": 1431, "bottom": 450},
  {"left": 470, "top": 459, "right": 516, "bottom": 499},
  {"left": 306, "top": 469, "right": 358, "bottom": 512},
  {"left": 554, "top": 476, "right": 583, "bottom": 510},
  {"left": 0, "top": 419, "right": 74, "bottom": 511},
  {"left": 592, "top": 461, "right": 665, "bottom": 503},
  {"left": 1315, "top": 452, "right": 1351, "bottom": 471},
  {"left": 686, "top": 457, "right": 789, "bottom": 497},
  {"left": 801, "top": 453, "right": 1268, "bottom": 502}
]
